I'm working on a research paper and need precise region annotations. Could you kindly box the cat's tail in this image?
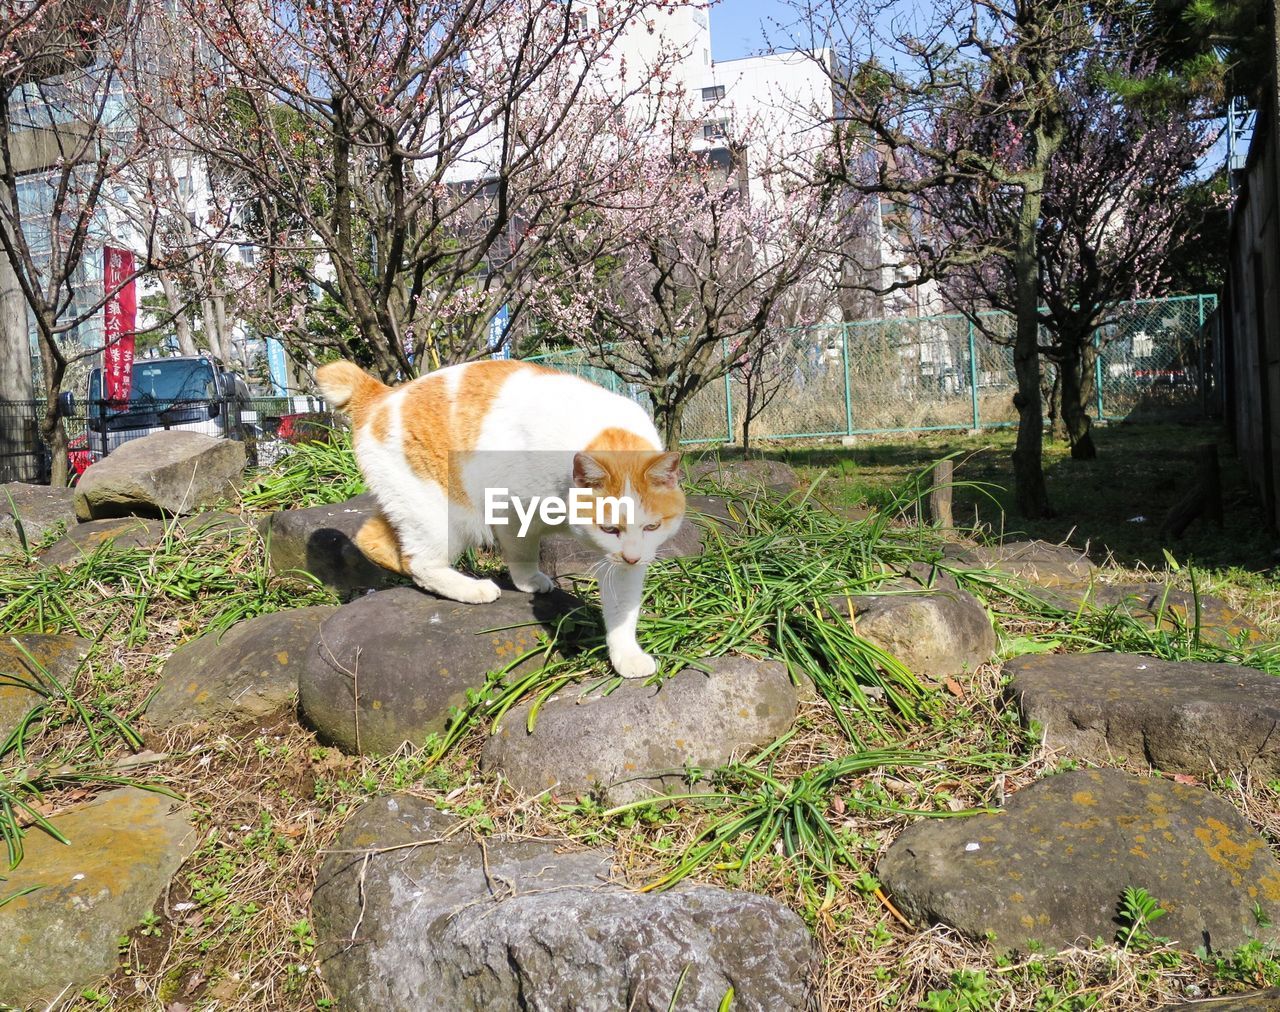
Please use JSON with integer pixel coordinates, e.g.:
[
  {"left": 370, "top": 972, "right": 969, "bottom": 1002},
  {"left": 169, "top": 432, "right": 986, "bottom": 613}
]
[{"left": 316, "top": 361, "right": 388, "bottom": 423}]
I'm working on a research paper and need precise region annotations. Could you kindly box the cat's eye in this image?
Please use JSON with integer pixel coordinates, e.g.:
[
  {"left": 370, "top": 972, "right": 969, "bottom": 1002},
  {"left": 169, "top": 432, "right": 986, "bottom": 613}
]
[
  {"left": 643, "top": 522, "right": 661, "bottom": 531},
  {"left": 600, "top": 525, "right": 621, "bottom": 535}
]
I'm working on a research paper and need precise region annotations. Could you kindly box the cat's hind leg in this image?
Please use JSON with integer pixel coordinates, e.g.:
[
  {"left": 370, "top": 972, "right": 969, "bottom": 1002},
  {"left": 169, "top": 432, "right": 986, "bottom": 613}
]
[
  {"left": 376, "top": 493, "right": 500, "bottom": 604},
  {"left": 494, "top": 526, "right": 555, "bottom": 594}
]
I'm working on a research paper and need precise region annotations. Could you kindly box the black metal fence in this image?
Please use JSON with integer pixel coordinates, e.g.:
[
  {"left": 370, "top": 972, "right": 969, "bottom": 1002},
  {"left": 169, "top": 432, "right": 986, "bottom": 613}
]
[{"left": 0, "top": 395, "right": 334, "bottom": 485}]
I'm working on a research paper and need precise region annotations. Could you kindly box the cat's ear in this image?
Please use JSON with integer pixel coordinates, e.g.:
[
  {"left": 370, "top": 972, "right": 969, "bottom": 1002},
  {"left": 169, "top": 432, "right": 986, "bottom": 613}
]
[
  {"left": 573, "top": 452, "right": 609, "bottom": 489},
  {"left": 644, "top": 451, "right": 682, "bottom": 488}
]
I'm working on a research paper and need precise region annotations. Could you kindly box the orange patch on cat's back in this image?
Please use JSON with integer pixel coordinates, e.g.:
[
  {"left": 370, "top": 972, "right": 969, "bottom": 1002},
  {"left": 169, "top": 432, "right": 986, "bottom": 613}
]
[
  {"left": 369, "top": 401, "right": 391, "bottom": 442},
  {"left": 400, "top": 360, "right": 553, "bottom": 503},
  {"left": 585, "top": 427, "right": 659, "bottom": 453}
]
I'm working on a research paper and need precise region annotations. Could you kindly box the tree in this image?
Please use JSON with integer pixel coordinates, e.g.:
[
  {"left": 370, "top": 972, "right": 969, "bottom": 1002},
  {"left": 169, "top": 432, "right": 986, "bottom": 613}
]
[
  {"left": 163, "top": 0, "right": 696, "bottom": 382},
  {"left": 792, "top": 0, "right": 1113, "bottom": 517},
  {"left": 533, "top": 115, "right": 834, "bottom": 449},
  {"left": 0, "top": 0, "right": 208, "bottom": 485},
  {"left": 937, "top": 50, "right": 1215, "bottom": 458}
]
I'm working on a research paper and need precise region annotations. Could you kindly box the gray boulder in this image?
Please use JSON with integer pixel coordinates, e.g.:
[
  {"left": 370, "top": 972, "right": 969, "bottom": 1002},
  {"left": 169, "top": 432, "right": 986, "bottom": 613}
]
[
  {"left": 0, "top": 787, "right": 196, "bottom": 1006},
  {"left": 482, "top": 656, "right": 798, "bottom": 803},
  {"left": 298, "top": 585, "right": 588, "bottom": 754},
  {"left": 1158, "top": 992, "right": 1280, "bottom": 1010},
  {"left": 688, "top": 457, "right": 802, "bottom": 493},
  {"left": 311, "top": 795, "right": 816, "bottom": 1012},
  {"left": 0, "top": 633, "right": 89, "bottom": 742},
  {"left": 147, "top": 606, "right": 336, "bottom": 728},
  {"left": 37, "top": 516, "right": 167, "bottom": 568},
  {"left": 0, "top": 482, "right": 76, "bottom": 549},
  {"left": 1009, "top": 652, "right": 1280, "bottom": 780},
  {"left": 946, "top": 540, "right": 1095, "bottom": 587},
  {"left": 879, "top": 767, "right": 1280, "bottom": 953},
  {"left": 74, "top": 430, "right": 245, "bottom": 519},
  {"left": 827, "top": 580, "right": 995, "bottom": 679},
  {"left": 262, "top": 494, "right": 401, "bottom": 598},
  {"left": 1034, "top": 582, "right": 1263, "bottom": 650}
]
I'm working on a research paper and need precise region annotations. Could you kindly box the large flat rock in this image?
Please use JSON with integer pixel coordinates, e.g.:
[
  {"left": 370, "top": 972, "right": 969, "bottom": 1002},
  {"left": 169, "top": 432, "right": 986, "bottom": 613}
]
[
  {"left": 688, "top": 457, "right": 802, "bottom": 493},
  {"left": 147, "top": 606, "right": 336, "bottom": 728},
  {"left": 312, "top": 795, "right": 816, "bottom": 1011},
  {"left": 1009, "top": 652, "right": 1280, "bottom": 779},
  {"left": 1035, "top": 582, "right": 1263, "bottom": 649},
  {"left": 262, "top": 494, "right": 401, "bottom": 598},
  {"left": 0, "top": 787, "right": 196, "bottom": 1005},
  {"left": 37, "top": 516, "right": 167, "bottom": 568},
  {"left": 0, "top": 482, "right": 76, "bottom": 549},
  {"left": 74, "top": 430, "right": 245, "bottom": 519},
  {"left": 298, "top": 585, "right": 587, "bottom": 754},
  {"left": 0, "top": 633, "right": 90, "bottom": 742},
  {"left": 946, "top": 540, "right": 1095, "bottom": 587},
  {"left": 482, "top": 656, "right": 798, "bottom": 804},
  {"left": 1158, "top": 992, "right": 1280, "bottom": 1010},
  {"left": 879, "top": 768, "right": 1280, "bottom": 953}
]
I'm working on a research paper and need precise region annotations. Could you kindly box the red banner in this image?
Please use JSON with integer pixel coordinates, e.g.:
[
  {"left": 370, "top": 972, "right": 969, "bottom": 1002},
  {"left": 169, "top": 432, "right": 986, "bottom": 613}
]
[{"left": 103, "top": 246, "right": 136, "bottom": 403}]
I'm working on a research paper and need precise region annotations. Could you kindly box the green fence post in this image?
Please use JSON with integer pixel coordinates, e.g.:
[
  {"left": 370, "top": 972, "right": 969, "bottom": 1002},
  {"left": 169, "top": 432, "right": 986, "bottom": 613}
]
[
  {"left": 841, "top": 322, "right": 853, "bottom": 435},
  {"left": 1094, "top": 330, "right": 1105, "bottom": 421},
  {"left": 967, "top": 319, "right": 980, "bottom": 429},
  {"left": 723, "top": 338, "right": 734, "bottom": 444}
]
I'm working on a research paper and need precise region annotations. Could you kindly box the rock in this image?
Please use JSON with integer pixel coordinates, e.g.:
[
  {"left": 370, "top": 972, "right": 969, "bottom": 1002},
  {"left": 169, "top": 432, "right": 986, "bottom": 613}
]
[
  {"left": 37, "top": 516, "right": 167, "bottom": 568},
  {"left": 946, "top": 540, "right": 1095, "bottom": 587},
  {"left": 0, "top": 787, "right": 196, "bottom": 1005},
  {"left": 74, "top": 430, "right": 245, "bottom": 520},
  {"left": 146, "top": 606, "right": 336, "bottom": 728},
  {"left": 0, "top": 633, "right": 90, "bottom": 743},
  {"left": 312, "top": 795, "right": 815, "bottom": 1011},
  {"left": 827, "top": 580, "right": 995, "bottom": 679},
  {"left": 0, "top": 482, "right": 76, "bottom": 549},
  {"left": 179, "top": 509, "right": 255, "bottom": 538},
  {"left": 688, "top": 457, "right": 802, "bottom": 494},
  {"left": 1008, "top": 652, "right": 1280, "bottom": 780},
  {"left": 1035, "top": 582, "right": 1263, "bottom": 649},
  {"left": 539, "top": 520, "right": 704, "bottom": 580},
  {"left": 879, "top": 767, "right": 1280, "bottom": 953},
  {"left": 262, "top": 494, "right": 402, "bottom": 598},
  {"left": 482, "top": 656, "right": 798, "bottom": 804},
  {"left": 298, "top": 585, "right": 588, "bottom": 754},
  {"left": 1158, "top": 991, "right": 1280, "bottom": 1010}
]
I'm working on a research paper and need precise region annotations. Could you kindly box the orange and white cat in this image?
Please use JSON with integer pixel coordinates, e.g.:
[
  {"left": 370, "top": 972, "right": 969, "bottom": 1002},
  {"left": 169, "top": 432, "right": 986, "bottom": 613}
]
[{"left": 315, "top": 360, "right": 685, "bottom": 679}]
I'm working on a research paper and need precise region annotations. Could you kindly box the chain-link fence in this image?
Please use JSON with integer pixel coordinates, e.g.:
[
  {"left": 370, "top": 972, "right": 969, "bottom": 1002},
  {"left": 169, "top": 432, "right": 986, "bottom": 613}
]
[
  {"left": 527, "top": 294, "right": 1217, "bottom": 444},
  {"left": 0, "top": 396, "right": 332, "bottom": 485}
]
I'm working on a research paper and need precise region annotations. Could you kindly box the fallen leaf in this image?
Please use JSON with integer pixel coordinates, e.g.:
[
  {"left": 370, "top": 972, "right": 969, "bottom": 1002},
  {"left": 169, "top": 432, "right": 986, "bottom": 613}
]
[
  {"left": 944, "top": 677, "right": 965, "bottom": 698},
  {"left": 1171, "top": 773, "right": 1199, "bottom": 785}
]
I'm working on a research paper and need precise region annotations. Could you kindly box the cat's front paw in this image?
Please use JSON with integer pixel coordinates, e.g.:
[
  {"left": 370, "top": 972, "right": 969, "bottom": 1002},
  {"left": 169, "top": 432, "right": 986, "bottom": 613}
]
[
  {"left": 611, "top": 649, "right": 657, "bottom": 680},
  {"left": 512, "top": 570, "right": 556, "bottom": 594},
  {"left": 453, "top": 578, "right": 502, "bottom": 604}
]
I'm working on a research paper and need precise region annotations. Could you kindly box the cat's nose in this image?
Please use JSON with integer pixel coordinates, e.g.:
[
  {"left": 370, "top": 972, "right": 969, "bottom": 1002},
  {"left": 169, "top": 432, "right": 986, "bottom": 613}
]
[{"left": 621, "top": 553, "right": 640, "bottom": 565}]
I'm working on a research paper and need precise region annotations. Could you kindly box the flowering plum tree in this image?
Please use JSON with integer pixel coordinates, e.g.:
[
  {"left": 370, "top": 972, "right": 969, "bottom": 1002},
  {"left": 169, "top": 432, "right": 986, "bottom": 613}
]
[
  {"left": 532, "top": 112, "right": 835, "bottom": 449},
  {"left": 161, "top": 0, "right": 697, "bottom": 381}
]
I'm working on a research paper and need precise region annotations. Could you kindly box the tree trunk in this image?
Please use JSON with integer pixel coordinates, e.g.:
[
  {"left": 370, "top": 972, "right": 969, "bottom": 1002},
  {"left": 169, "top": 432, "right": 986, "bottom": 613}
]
[
  {"left": 0, "top": 253, "right": 34, "bottom": 481},
  {"left": 1010, "top": 198, "right": 1053, "bottom": 518},
  {"left": 160, "top": 271, "right": 197, "bottom": 356},
  {"left": 651, "top": 391, "right": 685, "bottom": 452},
  {"left": 35, "top": 323, "right": 68, "bottom": 488},
  {"left": 1059, "top": 342, "right": 1097, "bottom": 460}
]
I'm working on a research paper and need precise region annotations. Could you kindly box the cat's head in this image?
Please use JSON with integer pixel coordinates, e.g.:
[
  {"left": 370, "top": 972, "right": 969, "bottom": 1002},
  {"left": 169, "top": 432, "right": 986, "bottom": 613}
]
[{"left": 571, "top": 449, "right": 685, "bottom": 567}]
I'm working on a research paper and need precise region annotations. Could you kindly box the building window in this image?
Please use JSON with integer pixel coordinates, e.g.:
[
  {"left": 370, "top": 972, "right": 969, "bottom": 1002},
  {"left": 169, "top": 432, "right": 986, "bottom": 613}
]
[
  {"left": 574, "top": 10, "right": 588, "bottom": 33},
  {"left": 703, "top": 119, "right": 728, "bottom": 140},
  {"left": 701, "top": 85, "right": 724, "bottom": 102}
]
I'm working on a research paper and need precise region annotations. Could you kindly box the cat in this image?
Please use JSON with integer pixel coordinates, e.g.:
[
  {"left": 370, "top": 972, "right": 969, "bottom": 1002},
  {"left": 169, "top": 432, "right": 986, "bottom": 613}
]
[{"left": 315, "top": 359, "right": 685, "bottom": 679}]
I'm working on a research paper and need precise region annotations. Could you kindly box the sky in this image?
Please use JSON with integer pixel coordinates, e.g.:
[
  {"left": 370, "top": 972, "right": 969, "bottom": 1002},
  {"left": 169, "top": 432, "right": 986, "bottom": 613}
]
[{"left": 709, "top": 0, "right": 798, "bottom": 61}]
